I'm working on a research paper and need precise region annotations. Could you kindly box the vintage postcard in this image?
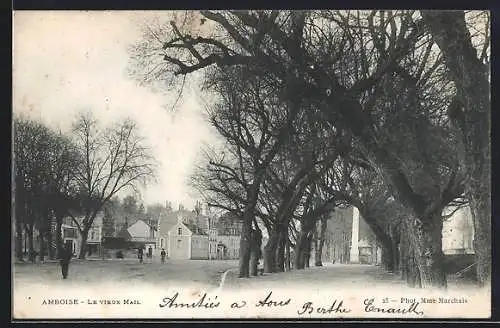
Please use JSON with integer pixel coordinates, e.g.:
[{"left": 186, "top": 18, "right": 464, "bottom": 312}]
[{"left": 12, "top": 10, "right": 491, "bottom": 320}]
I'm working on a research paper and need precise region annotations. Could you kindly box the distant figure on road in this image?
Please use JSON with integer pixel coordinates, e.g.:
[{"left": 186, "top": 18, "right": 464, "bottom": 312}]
[
  {"left": 138, "top": 247, "right": 144, "bottom": 263},
  {"left": 160, "top": 248, "right": 166, "bottom": 263},
  {"left": 60, "top": 244, "right": 72, "bottom": 279},
  {"left": 147, "top": 246, "right": 153, "bottom": 262},
  {"left": 29, "top": 249, "right": 37, "bottom": 264}
]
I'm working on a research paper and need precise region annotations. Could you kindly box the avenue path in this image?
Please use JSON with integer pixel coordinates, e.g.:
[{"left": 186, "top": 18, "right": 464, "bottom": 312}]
[
  {"left": 221, "top": 263, "right": 480, "bottom": 292},
  {"left": 13, "top": 259, "right": 478, "bottom": 293},
  {"left": 13, "top": 258, "right": 239, "bottom": 290},
  {"left": 13, "top": 260, "right": 487, "bottom": 319}
]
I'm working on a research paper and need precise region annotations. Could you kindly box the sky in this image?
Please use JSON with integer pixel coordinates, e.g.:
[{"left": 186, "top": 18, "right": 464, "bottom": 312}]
[{"left": 12, "top": 11, "right": 219, "bottom": 209}]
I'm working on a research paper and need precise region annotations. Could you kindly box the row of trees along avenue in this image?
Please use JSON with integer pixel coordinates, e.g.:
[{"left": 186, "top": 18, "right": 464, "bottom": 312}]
[
  {"left": 126, "top": 10, "right": 490, "bottom": 288},
  {"left": 13, "top": 113, "right": 157, "bottom": 260}
]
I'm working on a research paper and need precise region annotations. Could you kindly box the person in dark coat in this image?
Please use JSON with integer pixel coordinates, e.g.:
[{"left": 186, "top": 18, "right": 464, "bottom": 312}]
[
  {"left": 138, "top": 247, "right": 144, "bottom": 263},
  {"left": 160, "top": 248, "right": 166, "bottom": 263},
  {"left": 60, "top": 244, "right": 72, "bottom": 279},
  {"left": 147, "top": 246, "right": 153, "bottom": 261},
  {"left": 30, "top": 249, "right": 38, "bottom": 264}
]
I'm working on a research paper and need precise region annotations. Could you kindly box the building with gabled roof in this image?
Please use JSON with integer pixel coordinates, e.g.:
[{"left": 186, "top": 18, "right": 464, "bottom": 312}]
[
  {"left": 116, "top": 219, "right": 157, "bottom": 254},
  {"left": 167, "top": 215, "right": 209, "bottom": 260},
  {"left": 155, "top": 206, "right": 213, "bottom": 260}
]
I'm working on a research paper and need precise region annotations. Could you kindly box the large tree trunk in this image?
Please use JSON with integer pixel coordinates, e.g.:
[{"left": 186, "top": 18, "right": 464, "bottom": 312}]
[
  {"left": 267, "top": 165, "right": 317, "bottom": 272},
  {"left": 421, "top": 10, "right": 491, "bottom": 286},
  {"left": 275, "top": 223, "right": 288, "bottom": 273},
  {"left": 294, "top": 229, "right": 309, "bottom": 270},
  {"left": 357, "top": 209, "right": 399, "bottom": 271},
  {"left": 39, "top": 231, "right": 46, "bottom": 263},
  {"left": 470, "top": 195, "right": 490, "bottom": 284},
  {"left": 266, "top": 175, "right": 306, "bottom": 274},
  {"left": 274, "top": 241, "right": 284, "bottom": 273},
  {"left": 378, "top": 233, "right": 397, "bottom": 272},
  {"left": 78, "top": 228, "right": 89, "bottom": 260},
  {"left": 238, "top": 209, "right": 254, "bottom": 278},
  {"left": 285, "top": 237, "right": 291, "bottom": 271},
  {"left": 15, "top": 213, "right": 24, "bottom": 262},
  {"left": 315, "top": 217, "right": 327, "bottom": 266},
  {"left": 264, "top": 223, "right": 288, "bottom": 273},
  {"left": 55, "top": 214, "right": 63, "bottom": 259},
  {"left": 313, "top": 223, "right": 320, "bottom": 266},
  {"left": 264, "top": 230, "right": 278, "bottom": 273},
  {"left": 305, "top": 236, "right": 312, "bottom": 268},
  {"left": 26, "top": 224, "right": 34, "bottom": 263},
  {"left": 249, "top": 225, "right": 262, "bottom": 276},
  {"left": 407, "top": 214, "right": 447, "bottom": 289},
  {"left": 381, "top": 241, "right": 395, "bottom": 272},
  {"left": 390, "top": 239, "right": 400, "bottom": 273},
  {"left": 239, "top": 181, "right": 263, "bottom": 278},
  {"left": 250, "top": 250, "right": 258, "bottom": 276},
  {"left": 407, "top": 246, "right": 421, "bottom": 288},
  {"left": 269, "top": 187, "right": 306, "bottom": 273},
  {"left": 294, "top": 216, "right": 317, "bottom": 270},
  {"left": 14, "top": 171, "right": 25, "bottom": 262},
  {"left": 39, "top": 211, "right": 50, "bottom": 262},
  {"left": 401, "top": 219, "right": 419, "bottom": 287},
  {"left": 391, "top": 225, "right": 400, "bottom": 273},
  {"left": 399, "top": 224, "right": 408, "bottom": 281},
  {"left": 294, "top": 245, "right": 305, "bottom": 270}
]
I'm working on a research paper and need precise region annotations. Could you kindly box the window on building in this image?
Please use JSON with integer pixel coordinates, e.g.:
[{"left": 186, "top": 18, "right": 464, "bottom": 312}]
[
  {"left": 178, "top": 227, "right": 182, "bottom": 235},
  {"left": 177, "top": 239, "right": 181, "bottom": 248}
]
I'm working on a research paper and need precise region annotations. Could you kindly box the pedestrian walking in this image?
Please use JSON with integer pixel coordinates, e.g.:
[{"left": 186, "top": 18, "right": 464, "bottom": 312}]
[
  {"left": 147, "top": 246, "right": 153, "bottom": 263},
  {"left": 60, "top": 244, "right": 72, "bottom": 279},
  {"left": 160, "top": 248, "right": 166, "bottom": 263},
  {"left": 138, "top": 247, "right": 144, "bottom": 263}
]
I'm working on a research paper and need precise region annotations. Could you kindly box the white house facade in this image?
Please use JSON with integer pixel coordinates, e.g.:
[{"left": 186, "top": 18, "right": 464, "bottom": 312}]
[
  {"left": 167, "top": 219, "right": 209, "bottom": 260},
  {"left": 168, "top": 222, "right": 191, "bottom": 259},
  {"left": 345, "top": 204, "right": 476, "bottom": 265},
  {"left": 442, "top": 205, "right": 475, "bottom": 255},
  {"left": 61, "top": 212, "right": 104, "bottom": 256}
]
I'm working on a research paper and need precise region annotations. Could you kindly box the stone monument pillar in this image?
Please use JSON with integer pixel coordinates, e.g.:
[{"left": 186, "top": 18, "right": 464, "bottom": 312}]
[
  {"left": 350, "top": 207, "right": 360, "bottom": 263},
  {"left": 377, "top": 246, "right": 383, "bottom": 265}
]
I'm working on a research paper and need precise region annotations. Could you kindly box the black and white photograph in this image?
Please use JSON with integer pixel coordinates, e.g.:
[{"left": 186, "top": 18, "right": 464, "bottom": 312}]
[{"left": 12, "top": 10, "right": 491, "bottom": 319}]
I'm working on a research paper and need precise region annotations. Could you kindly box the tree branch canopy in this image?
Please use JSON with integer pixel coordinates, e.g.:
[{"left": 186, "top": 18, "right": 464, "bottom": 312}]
[{"left": 70, "top": 112, "right": 157, "bottom": 234}]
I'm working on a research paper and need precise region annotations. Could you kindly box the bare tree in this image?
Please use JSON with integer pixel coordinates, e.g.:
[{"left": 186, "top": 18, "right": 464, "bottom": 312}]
[
  {"left": 69, "top": 112, "right": 157, "bottom": 259},
  {"left": 130, "top": 10, "right": 482, "bottom": 288},
  {"left": 262, "top": 136, "right": 340, "bottom": 273},
  {"left": 43, "top": 131, "right": 82, "bottom": 259},
  {"left": 420, "top": 10, "right": 491, "bottom": 286},
  {"left": 14, "top": 117, "right": 50, "bottom": 262}
]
